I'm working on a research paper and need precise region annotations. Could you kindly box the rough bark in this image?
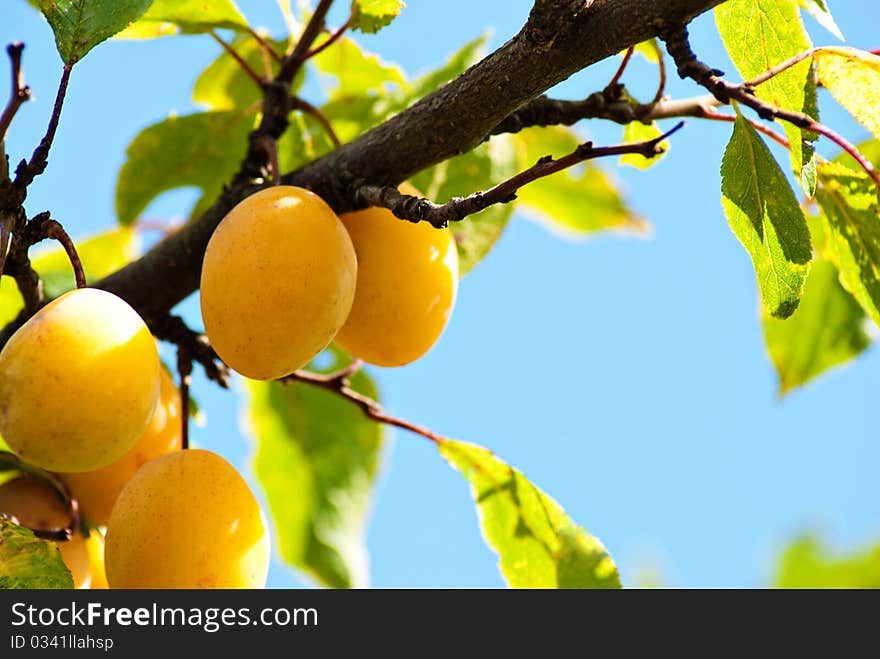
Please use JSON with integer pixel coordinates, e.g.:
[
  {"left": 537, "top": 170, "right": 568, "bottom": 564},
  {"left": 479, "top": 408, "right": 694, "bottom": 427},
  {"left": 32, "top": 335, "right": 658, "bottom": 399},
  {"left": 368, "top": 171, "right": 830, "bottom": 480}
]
[{"left": 1, "top": 0, "right": 725, "bottom": 342}]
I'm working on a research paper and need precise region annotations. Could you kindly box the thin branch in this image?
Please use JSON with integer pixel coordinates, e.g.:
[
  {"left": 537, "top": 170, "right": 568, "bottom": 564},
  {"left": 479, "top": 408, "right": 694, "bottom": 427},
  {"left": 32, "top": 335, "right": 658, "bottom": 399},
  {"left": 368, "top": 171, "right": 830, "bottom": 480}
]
[
  {"left": 278, "top": 0, "right": 336, "bottom": 83},
  {"left": 246, "top": 26, "right": 283, "bottom": 64},
  {"left": 176, "top": 348, "right": 192, "bottom": 451},
  {"left": 14, "top": 63, "right": 72, "bottom": 188},
  {"left": 359, "top": 122, "right": 685, "bottom": 228},
  {"left": 0, "top": 43, "right": 30, "bottom": 145},
  {"left": 151, "top": 315, "right": 230, "bottom": 389},
  {"left": 283, "top": 367, "right": 444, "bottom": 444},
  {"left": 660, "top": 24, "right": 880, "bottom": 190},
  {"left": 42, "top": 219, "right": 85, "bottom": 288},
  {"left": 745, "top": 47, "right": 817, "bottom": 87},
  {"left": 210, "top": 31, "right": 265, "bottom": 88},
  {"left": 650, "top": 39, "right": 667, "bottom": 103},
  {"left": 608, "top": 46, "right": 634, "bottom": 88},
  {"left": 702, "top": 110, "right": 791, "bottom": 149},
  {"left": 290, "top": 96, "right": 341, "bottom": 147},
  {"left": 302, "top": 15, "right": 353, "bottom": 60}
]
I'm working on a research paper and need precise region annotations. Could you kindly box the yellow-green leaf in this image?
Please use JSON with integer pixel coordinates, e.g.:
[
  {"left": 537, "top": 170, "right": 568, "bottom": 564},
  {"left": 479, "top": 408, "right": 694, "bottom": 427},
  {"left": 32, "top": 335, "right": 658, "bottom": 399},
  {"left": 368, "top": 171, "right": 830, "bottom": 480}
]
[
  {"left": 620, "top": 122, "right": 668, "bottom": 170},
  {"left": 816, "top": 161, "right": 880, "bottom": 327},
  {"left": 440, "top": 440, "right": 620, "bottom": 589},
  {"left": 814, "top": 47, "right": 880, "bottom": 141},
  {"left": 763, "top": 258, "right": 870, "bottom": 395},
  {"left": 514, "top": 126, "right": 647, "bottom": 239},
  {"left": 115, "top": 0, "right": 249, "bottom": 39},
  {"left": 0, "top": 518, "right": 73, "bottom": 589},
  {"left": 720, "top": 116, "right": 812, "bottom": 318},
  {"left": 115, "top": 110, "right": 255, "bottom": 225},
  {"left": 350, "top": 0, "right": 405, "bottom": 34},
  {"left": 798, "top": 0, "right": 844, "bottom": 40},
  {"left": 716, "top": 0, "right": 816, "bottom": 184},
  {"left": 37, "top": 0, "right": 152, "bottom": 64},
  {"left": 247, "top": 350, "right": 384, "bottom": 589},
  {"left": 776, "top": 535, "right": 880, "bottom": 588}
]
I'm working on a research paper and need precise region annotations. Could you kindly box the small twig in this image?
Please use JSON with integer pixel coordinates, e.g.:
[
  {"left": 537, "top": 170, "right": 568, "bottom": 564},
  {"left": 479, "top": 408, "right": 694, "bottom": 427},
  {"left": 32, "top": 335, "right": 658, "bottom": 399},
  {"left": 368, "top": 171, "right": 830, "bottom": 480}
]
[
  {"left": 359, "top": 122, "right": 685, "bottom": 228},
  {"left": 302, "top": 15, "right": 353, "bottom": 60},
  {"left": 210, "top": 31, "right": 265, "bottom": 88},
  {"left": 278, "top": 0, "right": 336, "bottom": 83},
  {"left": 702, "top": 110, "right": 791, "bottom": 149},
  {"left": 246, "top": 26, "right": 283, "bottom": 64},
  {"left": 745, "top": 47, "right": 817, "bottom": 87},
  {"left": 151, "top": 314, "right": 230, "bottom": 389},
  {"left": 14, "top": 64, "right": 72, "bottom": 188},
  {"left": 0, "top": 43, "right": 31, "bottom": 145},
  {"left": 660, "top": 24, "right": 880, "bottom": 190},
  {"left": 283, "top": 366, "right": 444, "bottom": 444},
  {"left": 176, "top": 348, "right": 192, "bottom": 451},
  {"left": 608, "top": 46, "right": 634, "bottom": 88},
  {"left": 650, "top": 39, "right": 667, "bottom": 104},
  {"left": 42, "top": 219, "right": 85, "bottom": 288},
  {"left": 290, "top": 96, "right": 341, "bottom": 147}
]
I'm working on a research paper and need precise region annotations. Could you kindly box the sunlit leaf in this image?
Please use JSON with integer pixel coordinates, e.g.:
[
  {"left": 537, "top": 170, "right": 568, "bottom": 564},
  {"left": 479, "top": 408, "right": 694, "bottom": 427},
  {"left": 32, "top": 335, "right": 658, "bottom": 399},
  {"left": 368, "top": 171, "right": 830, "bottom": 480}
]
[
  {"left": 720, "top": 116, "right": 812, "bottom": 318},
  {"left": 798, "top": 0, "right": 844, "bottom": 41},
  {"left": 115, "top": 110, "right": 255, "bottom": 225},
  {"left": 620, "top": 122, "right": 668, "bottom": 170},
  {"left": 247, "top": 351, "right": 383, "bottom": 589},
  {"left": 763, "top": 258, "right": 870, "bottom": 394},
  {"left": 815, "top": 47, "right": 880, "bottom": 141},
  {"left": 115, "top": 0, "right": 249, "bottom": 39},
  {"left": 815, "top": 162, "right": 880, "bottom": 327},
  {"left": 513, "top": 126, "right": 647, "bottom": 239},
  {"left": 37, "top": 0, "right": 151, "bottom": 63},
  {"left": 440, "top": 440, "right": 620, "bottom": 589},
  {"left": 0, "top": 518, "right": 73, "bottom": 589},
  {"left": 350, "top": 0, "right": 405, "bottom": 34},
  {"left": 776, "top": 534, "right": 880, "bottom": 587},
  {"left": 716, "top": 0, "right": 816, "bottom": 185}
]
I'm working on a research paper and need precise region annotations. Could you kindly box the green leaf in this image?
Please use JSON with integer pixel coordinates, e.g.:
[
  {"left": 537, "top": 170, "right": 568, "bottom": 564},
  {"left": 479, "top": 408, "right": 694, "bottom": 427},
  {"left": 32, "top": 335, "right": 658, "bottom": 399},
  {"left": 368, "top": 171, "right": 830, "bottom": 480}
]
[
  {"left": 513, "top": 126, "right": 647, "bottom": 239},
  {"left": 0, "top": 228, "right": 140, "bottom": 326},
  {"left": 798, "top": 0, "right": 844, "bottom": 41},
  {"left": 115, "top": 110, "right": 255, "bottom": 225},
  {"left": 815, "top": 162, "right": 880, "bottom": 327},
  {"left": 37, "top": 0, "right": 152, "bottom": 64},
  {"left": 350, "top": 0, "right": 405, "bottom": 34},
  {"left": 720, "top": 116, "right": 812, "bottom": 319},
  {"left": 439, "top": 440, "right": 620, "bottom": 589},
  {"left": 776, "top": 534, "right": 880, "bottom": 588},
  {"left": 0, "top": 517, "right": 73, "bottom": 589},
  {"left": 194, "top": 35, "right": 291, "bottom": 111},
  {"left": 763, "top": 258, "right": 870, "bottom": 395},
  {"left": 410, "top": 136, "right": 518, "bottom": 275},
  {"left": 115, "top": 0, "right": 249, "bottom": 38},
  {"left": 814, "top": 47, "right": 880, "bottom": 141},
  {"left": 247, "top": 352, "right": 384, "bottom": 588},
  {"left": 313, "top": 36, "right": 407, "bottom": 99},
  {"left": 620, "top": 122, "right": 668, "bottom": 170},
  {"left": 406, "top": 35, "right": 486, "bottom": 103},
  {"left": 716, "top": 0, "right": 816, "bottom": 181},
  {"left": 623, "top": 39, "right": 660, "bottom": 63}
]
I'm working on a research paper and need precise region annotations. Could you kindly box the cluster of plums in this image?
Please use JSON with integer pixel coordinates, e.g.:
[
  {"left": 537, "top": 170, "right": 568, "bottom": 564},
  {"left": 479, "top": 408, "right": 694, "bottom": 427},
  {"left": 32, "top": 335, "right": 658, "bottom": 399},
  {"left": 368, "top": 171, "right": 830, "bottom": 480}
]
[{"left": 0, "top": 184, "right": 458, "bottom": 588}]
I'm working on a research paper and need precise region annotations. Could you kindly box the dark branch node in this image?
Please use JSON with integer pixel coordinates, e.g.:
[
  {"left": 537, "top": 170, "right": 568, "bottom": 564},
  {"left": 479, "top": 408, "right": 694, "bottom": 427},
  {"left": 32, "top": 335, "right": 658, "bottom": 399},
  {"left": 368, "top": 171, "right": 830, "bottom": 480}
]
[{"left": 151, "top": 315, "right": 230, "bottom": 390}]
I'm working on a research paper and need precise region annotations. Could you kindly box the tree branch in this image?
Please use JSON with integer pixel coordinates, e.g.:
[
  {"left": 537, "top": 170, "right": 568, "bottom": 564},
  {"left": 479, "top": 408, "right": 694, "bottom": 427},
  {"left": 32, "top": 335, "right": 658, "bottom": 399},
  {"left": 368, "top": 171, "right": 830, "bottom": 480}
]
[
  {"left": 357, "top": 122, "right": 684, "bottom": 227},
  {"left": 283, "top": 366, "right": 445, "bottom": 444},
  {"left": 0, "top": 43, "right": 30, "bottom": 147},
  {"left": 0, "top": 0, "right": 725, "bottom": 345},
  {"left": 659, "top": 24, "right": 880, "bottom": 189}
]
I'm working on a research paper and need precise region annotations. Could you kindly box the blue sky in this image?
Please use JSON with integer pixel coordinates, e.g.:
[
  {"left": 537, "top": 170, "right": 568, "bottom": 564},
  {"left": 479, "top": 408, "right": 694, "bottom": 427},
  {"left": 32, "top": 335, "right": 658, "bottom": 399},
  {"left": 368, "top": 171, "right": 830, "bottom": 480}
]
[{"left": 3, "top": 1, "right": 879, "bottom": 587}]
